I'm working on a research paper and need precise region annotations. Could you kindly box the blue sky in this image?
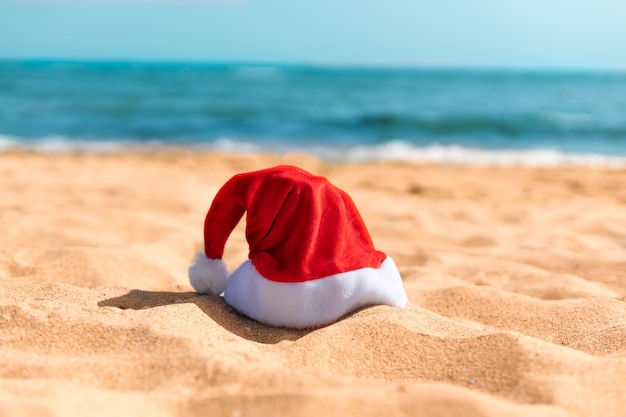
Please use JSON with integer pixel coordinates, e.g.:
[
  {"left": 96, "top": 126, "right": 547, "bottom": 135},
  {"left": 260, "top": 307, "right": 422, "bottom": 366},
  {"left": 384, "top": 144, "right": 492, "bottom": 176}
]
[{"left": 1, "top": 0, "right": 625, "bottom": 69}]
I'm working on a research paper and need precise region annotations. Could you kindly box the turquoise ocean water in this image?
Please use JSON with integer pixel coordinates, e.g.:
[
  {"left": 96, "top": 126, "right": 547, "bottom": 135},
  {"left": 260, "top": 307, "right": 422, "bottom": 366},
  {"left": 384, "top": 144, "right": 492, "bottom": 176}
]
[{"left": 2, "top": 60, "right": 626, "bottom": 165}]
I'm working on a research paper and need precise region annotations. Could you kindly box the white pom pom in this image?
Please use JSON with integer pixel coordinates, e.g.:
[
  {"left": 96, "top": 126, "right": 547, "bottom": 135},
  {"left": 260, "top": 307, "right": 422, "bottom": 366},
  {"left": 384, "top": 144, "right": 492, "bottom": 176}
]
[{"left": 188, "top": 252, "right": 228, "bottom": 295}]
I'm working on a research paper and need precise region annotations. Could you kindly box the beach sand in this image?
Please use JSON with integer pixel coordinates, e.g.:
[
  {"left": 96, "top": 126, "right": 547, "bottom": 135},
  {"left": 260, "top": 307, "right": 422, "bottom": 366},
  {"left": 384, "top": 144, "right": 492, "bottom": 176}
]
[{"left": 1, "top": 151, "right": 625, "bottom": 417}]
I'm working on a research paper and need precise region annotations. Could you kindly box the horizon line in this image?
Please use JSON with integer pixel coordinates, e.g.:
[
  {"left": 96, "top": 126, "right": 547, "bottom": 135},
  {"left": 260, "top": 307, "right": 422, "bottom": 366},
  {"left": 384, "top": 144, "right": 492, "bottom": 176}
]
[{"left": 2, "top": 56, "right": 626, "bottom": 74}]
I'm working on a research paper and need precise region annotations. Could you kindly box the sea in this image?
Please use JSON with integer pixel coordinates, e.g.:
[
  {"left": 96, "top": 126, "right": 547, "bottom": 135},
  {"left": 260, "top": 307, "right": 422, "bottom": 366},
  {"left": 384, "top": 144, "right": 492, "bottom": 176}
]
[{"left": 2, "top": 60, "right": 626, "bottom": 166}]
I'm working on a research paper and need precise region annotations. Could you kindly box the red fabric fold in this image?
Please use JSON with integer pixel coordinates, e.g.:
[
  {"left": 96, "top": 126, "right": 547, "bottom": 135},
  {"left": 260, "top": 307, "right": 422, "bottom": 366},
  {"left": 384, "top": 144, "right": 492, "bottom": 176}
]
[{"left": 203, "top": 165, "right": 386, "bottom": 283}]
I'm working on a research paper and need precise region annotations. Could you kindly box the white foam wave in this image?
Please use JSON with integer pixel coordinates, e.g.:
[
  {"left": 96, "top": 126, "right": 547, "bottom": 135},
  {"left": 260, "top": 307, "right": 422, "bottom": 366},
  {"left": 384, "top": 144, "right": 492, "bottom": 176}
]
[
  {"left": 0, "top": 135, "right": 169, "bottom": 153},
  {"left": 328, "top": 140, "right": 626, "bottom": 167},
  {"left": 1, "top": 135, "right": 625, "bottom": 167},
  {"left": 0, "top": 134, "right": 22, "bottom": 151},
  {"left": 210, "top": 138, "right": 265, "bottom": 153}
]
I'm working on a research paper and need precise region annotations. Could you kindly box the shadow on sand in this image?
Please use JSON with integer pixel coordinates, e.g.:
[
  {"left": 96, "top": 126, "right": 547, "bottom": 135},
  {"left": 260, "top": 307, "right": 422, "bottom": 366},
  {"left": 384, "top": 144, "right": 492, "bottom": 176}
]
[{"left": 97, "top": 289, "right": 313, "bottom": 344}]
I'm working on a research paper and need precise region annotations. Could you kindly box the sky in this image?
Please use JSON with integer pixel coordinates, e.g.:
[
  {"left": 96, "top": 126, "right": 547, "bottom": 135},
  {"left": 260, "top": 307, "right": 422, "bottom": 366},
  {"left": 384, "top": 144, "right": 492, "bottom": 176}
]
[{"left": 1, "top": 0, "right": 626, "bottom": 69}]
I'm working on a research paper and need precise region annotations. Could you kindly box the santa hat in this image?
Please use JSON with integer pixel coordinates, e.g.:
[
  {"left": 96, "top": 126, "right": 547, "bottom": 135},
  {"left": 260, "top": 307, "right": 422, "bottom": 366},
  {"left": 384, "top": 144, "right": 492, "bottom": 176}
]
[{"left": 188, "top": 165, "right": 407, "bottom": 328}]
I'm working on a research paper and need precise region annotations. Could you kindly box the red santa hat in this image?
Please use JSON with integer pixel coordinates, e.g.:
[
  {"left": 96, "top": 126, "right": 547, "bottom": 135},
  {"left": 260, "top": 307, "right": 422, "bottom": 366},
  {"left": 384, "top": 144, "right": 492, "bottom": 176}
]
[{"left": 188, "top": 165, "right": 407, "bottom": 328}]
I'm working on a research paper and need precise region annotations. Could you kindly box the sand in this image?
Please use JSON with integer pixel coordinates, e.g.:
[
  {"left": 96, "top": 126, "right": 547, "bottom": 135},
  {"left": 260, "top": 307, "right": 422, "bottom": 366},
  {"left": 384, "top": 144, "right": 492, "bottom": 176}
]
[{"left": 1, "top": 151, "right": 625, "bottom": 417}]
